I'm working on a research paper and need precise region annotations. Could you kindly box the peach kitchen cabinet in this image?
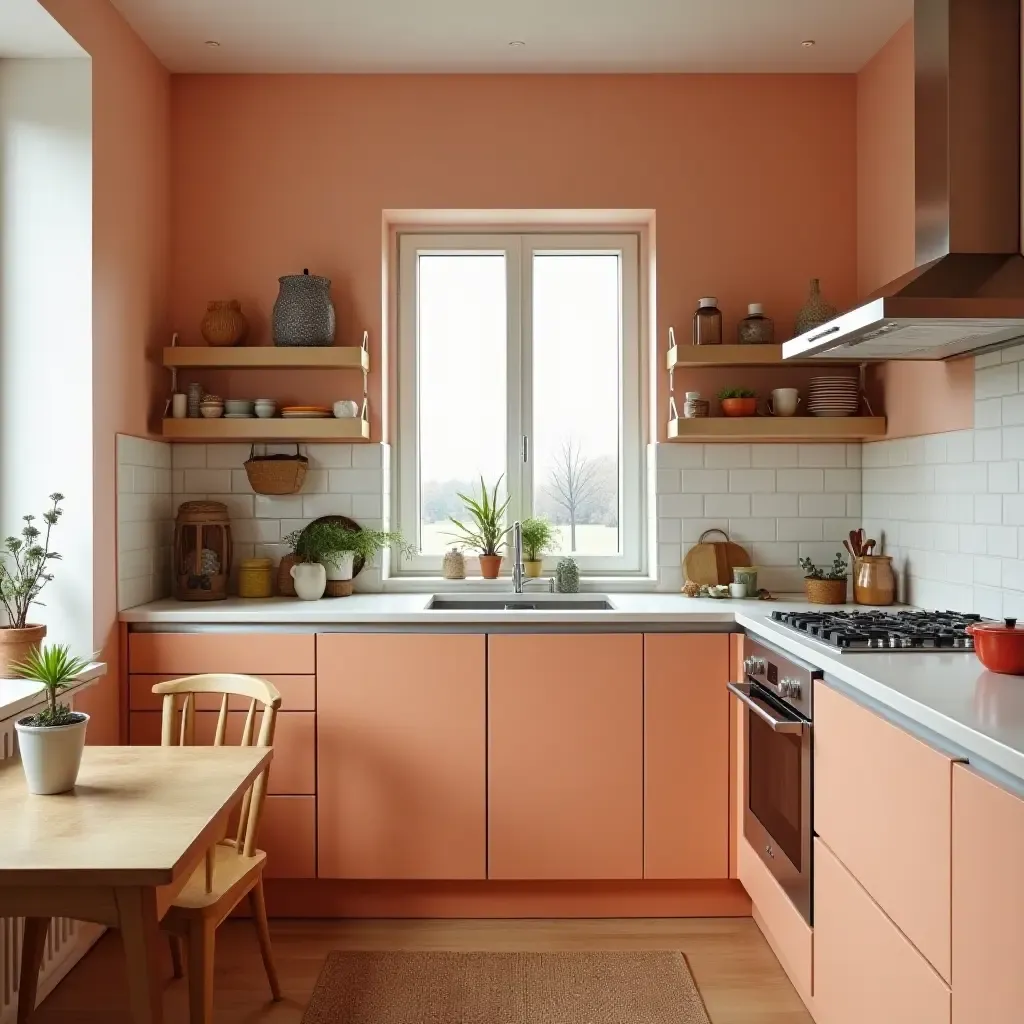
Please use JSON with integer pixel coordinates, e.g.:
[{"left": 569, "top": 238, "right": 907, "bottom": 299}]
[
  {"left": 814, "top": 837, "right": 950, "bottom": 1024},
  {"left": 487, "top": 633, "right": 643, "bottom": 880},
  {"left": 814, "top": 681, "right": 954, "bottom": 981},
  {"left": 316, "top": 633, "right": 487, "bottom": 879},
  {"left": 952, "top": 764, "right": 1024, "bottom": 1024},
  {"left": 644, "top": 633, "right": 730, "bottom": 878}
]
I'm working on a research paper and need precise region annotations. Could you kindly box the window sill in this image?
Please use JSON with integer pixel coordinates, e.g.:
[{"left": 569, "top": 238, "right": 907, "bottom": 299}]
[{"left": 382, "top": 574, "right": 659, "bottom": 594}]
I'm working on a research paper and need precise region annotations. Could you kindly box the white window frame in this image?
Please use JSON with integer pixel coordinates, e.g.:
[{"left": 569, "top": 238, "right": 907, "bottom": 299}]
[{"left": 396, "top": 230, "right": 643, "bottom": 576}]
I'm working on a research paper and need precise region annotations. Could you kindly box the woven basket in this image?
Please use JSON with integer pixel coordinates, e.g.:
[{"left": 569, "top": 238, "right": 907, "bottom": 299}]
[
  {"left": 325, "top": 579, "right": 355, "bottom": 598},
  {"left": 804, "top": 577, "right": 847, "bottom": 605},
  {"left": 244, "top": 445, "right": 308, "bottom": 495},
  {"left": 278, "top": 554, "right": 298, "bottom": 597}
]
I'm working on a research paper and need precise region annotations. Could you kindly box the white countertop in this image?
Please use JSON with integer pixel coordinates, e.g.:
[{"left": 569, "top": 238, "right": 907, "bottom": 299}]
[
  {"left": 0, "top": 662, "right": 107, "bottom": 724},
  {"left": 121, "top": 594, "right": 1024, "bottom": 786}
]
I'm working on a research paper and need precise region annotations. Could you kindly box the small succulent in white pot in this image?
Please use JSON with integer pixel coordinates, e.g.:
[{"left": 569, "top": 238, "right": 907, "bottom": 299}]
[{"left": 14, "top": 644, "right": 92, "bottom": 795}]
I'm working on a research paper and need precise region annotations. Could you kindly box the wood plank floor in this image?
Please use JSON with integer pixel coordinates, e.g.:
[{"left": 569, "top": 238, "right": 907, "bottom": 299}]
[{"left": 32, "top": 918, "right": 813, "bottom": 1023}]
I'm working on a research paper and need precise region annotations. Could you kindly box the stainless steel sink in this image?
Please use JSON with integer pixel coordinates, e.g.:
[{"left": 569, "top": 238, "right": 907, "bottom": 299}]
[{"left": 427, "top": 594, "right": 614, "bottom": 611}]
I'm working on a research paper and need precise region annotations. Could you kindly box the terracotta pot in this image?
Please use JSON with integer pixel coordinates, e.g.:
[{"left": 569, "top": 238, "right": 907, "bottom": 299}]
[
  {"left": 523, "top": 559, "right": 544, "bottom": 578},
  {"left": 0, "top": 624, "right": 46, "bottom": 679},
  {"left": 804, "top": 577, "right": 847, "bottom": 605},
  {"left": 479, "top": 554, "right": 503, "bottom": 579},
  {"left": 721, "top": 397, "right": 757, "bottom": 417},
  {"left": 967, "top": 618, "right": 1024, "bottom": 675},
  {"left": 200, "top": 300, "right": 248, "bottom": 347},
  {"left": 854, "top": 555, "right": 895, "bottom": 606}
]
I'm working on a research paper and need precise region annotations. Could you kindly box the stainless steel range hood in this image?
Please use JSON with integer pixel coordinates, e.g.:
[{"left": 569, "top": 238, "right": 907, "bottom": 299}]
[{"left": 783, "top": 0, "right": 1024, "bottom": 362}]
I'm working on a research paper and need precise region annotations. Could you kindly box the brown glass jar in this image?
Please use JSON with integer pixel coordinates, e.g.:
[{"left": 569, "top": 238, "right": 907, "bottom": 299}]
[
  {"left": 693, "top": 297, "right": 723, "bottom": 345},
  {"left": 737, "top": 303, "right": 774, "bottom": 344}
]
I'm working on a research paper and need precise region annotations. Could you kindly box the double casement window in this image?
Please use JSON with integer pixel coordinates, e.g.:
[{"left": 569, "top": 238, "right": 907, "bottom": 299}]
[{"left": 396, "top": 231, "right": 642, "bottom": 575}]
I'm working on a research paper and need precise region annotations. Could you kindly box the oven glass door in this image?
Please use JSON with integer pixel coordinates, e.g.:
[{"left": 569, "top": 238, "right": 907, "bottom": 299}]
[{"left": 748, "top": 711, "right": 804, "bottom": 870}]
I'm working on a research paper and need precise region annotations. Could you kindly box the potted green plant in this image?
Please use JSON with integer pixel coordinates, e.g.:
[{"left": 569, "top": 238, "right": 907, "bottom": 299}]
[
  {"left": 446, "top": 476, "right": 512, "bottom": 579},
  {"left": 283, "top": 521, "right": 332, "bottom": 600},
  {"left": 718, "top": 388, "right": 757, "bottom": 417},
  {"left": 0, "top": 494, "right": 65, "bottom": 678},
  {"left": 520, "top": 517, "right": 559, "bottom": 577},
  {"left": 799, "top": 553, "right": 849, "bottom": 605},
  {"left": 13, "top": 644, "right": 92, "bottom": 794},
  {"left": 284, "top": 523, "right": 413, "bottom": 595}
]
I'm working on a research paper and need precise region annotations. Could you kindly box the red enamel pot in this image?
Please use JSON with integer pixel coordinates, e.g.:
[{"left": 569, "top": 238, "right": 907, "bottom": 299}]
[{"left": 967, "top": 618, "right": 1024, "bottom": 675}]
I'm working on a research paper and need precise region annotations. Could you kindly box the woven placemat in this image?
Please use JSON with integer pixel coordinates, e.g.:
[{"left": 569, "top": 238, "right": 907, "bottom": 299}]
[{"left": 302, "top": 950, "right": 712, "bottom": 1023}]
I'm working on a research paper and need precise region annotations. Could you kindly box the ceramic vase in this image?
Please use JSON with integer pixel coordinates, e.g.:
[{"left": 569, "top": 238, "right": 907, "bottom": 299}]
[
  {"left": 200, "top": 300, "right": 248, "bottom": 347},
  {"left": 16, "top": 713, "right": 89, "bottom": 794},
  {"left": 0, "top": 624, "right": 46, "bottom": 679},
  {"left": 442, "top": 549, "right": 466, "bottom": 580},
  {"left": 290, "top": 561, "right": 327, "bottom": 600},
  {"left": 272, "top": 269, "right": 336, "bottom": 347},
  {"left": 794, "top": 278, "right": 838, "bottom": 337}
]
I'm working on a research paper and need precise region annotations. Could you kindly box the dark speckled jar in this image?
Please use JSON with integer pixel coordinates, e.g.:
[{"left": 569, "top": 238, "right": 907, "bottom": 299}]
[{"left": 272, "top": 269, "right": 336, "bottom": 347}]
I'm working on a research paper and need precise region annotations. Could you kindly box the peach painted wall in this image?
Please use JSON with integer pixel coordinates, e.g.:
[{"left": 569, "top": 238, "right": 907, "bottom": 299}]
[
  {"left": 39, "top": 0, "right": 170, "bottom": 742},
  {"left": 857, "top": 20, "right": 975, "bottom": 438},
  {"left": 169, "top": 74, "right": 858, "bottom": 437}
]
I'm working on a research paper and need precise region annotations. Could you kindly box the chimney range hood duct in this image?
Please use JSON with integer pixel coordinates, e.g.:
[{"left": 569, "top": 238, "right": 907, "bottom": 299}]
[{"left": 783, "top": 0, "right": 1024, "bottom": 361}]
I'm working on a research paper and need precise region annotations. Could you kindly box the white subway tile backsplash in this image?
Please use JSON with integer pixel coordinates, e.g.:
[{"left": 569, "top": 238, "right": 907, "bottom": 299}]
[
  {"left": 681, "top": 518, "right": 730, "bottom": 542},
  {"left": 255, "top": 494, "right": 303, "bottom": 519},
  {"left": 974, "top": 429, "right": 1003, "bottom": 462},
  {"left": 303, "top": 492, "right": 353, "bottom": 518},
  {"left": 777, "top": 518, "right": 823, "bottom": 542},
  {"left": 798, "top": 493, "right": 847, "bottom": 518},
  {"left": 824, "top": 469, "right": 861, "bottom": 493},
  {"left": 974, "top": 556, "right": 1002, "bottom": 588},
  {"left": 351, "top": 443, "right": 384, "bottom": 469},
  {"left": 752, "top": 493, "right": 800, "bottom": 518},
  {"left": 975, "top": 399, "right": 1002, "bottom": 429},
  {"left": 798, "top": 444, "right": 847, "bottom": 468},
  {"left": 976, "top": 362, "right": 1018, "bottom": 399},
  {"left": 657, "top": 518, "right": 682, "bottom": 543},
  {"left": 728, "top": 469, "right": 775, "bottom": 493},
  {"left": 987, "top": 525, "right": 1018, "bottom": 558},
  {"left": 988, "top": 461, "right": 1019, "bottom": 494},
  {"left": 658, "top": 493, "right": 705, "bottom": 519},
  {"left": 728, "top": 518, "right": 777, "bottom": 542},
  {"left": 945, "top": 431, "right": 975, "bottom": 463},
  {"left": 657, "top": 469, "right": 681, "bottom": 494},
  {"left": 183, "top": 468, "right": 233, "bottom": 493},
  {"left": 205, "top": 443, "right": 252, "bottom": 469},
  {"left": 172, "top": 445, "right": 206, "bottom": 469},
  {"left": 974, "top": 494, "right": 1002, "bottom": 524},
  {"left": 777, "top": 469, "right": 824, "bottom": 493},
  {"left": 703, "top": 445, "right": 751, "bottom": 469},
  {"left": 752, "top": 542, "right": 799, "bottom": 566},
  {"left": 656, "top": 443, "right": 704, "bottom": 469},
  {"left": 328, "top": 469, "right": 383, "bottom": 494},
  {"left": 305, "top": 444, "right": 354, "bottom": 468},
  {"left": 751, "top": 444, "right": 800, "bottom": 468},
  {"left": 704, "top": 493, "right": 751, "bottom": 518},
  {"left": 958, "top": 524, "right": 987, "bottom": 555},
  {"left": 681, "top": 469, "right": 729, "bottom": 494},
  {"left": 352, "top": 494, "right": 383, "bottom": 519}
]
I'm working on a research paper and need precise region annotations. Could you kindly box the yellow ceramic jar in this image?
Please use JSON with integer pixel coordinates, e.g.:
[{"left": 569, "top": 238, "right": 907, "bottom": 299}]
[{"left": 238, "top": 557, "right": 274, "bottom": 599}]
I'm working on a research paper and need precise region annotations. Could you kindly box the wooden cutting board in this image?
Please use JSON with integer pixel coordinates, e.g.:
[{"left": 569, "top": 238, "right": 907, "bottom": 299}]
[{"left": 683, "top": 529, "right": 752, "bottom": 586}]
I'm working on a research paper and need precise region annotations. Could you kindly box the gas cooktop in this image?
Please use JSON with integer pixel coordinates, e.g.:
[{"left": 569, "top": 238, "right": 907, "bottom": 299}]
[{"left": 769, "top": 609, "right": 989, "bottom": 652}]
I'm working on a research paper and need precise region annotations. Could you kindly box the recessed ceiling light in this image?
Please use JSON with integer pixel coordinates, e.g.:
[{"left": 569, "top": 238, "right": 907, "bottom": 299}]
[
  {"left": 508, "top": 40, "right": 526, "bottom": 48},
  {"left": 801, "top": 39, "right": 816, "bottom": 48},
  {"left": 204, "top": 39, "right": 221, "bottom": 48}
]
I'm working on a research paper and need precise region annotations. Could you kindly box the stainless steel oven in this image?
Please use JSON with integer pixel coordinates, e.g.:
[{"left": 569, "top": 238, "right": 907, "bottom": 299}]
[{"left": 727, "top": 637, "right": 819, "bottom": 925}]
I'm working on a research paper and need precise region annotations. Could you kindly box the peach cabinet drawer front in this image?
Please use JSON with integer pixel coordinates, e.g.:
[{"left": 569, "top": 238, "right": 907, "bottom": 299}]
[
  {"left": 260, "top": 796, "right": 316, "bottom": 879},
  {"left": 129, "top": 710, "right": 315, "bottom": 795},
  {"left": 129, "top": 675, "right": 315, "bottom": 712},
  {"left": 952, "top": 764, "right": 1024, "bottom": 1024},
  {"left": 129, "top": 632, "right": 315, "bottom": 675},
  {"left": 813, "top": 680, "right": 952, "bottom": 981},
  {"left": 737, "top": 835, "right": 811, "bottom": 999},
  {"left": 814, "top": 838, "right": 950, "bottom": 1024}
]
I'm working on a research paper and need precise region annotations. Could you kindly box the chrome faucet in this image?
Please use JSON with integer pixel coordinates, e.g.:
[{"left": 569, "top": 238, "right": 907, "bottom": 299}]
[{"left": 511, "top": 520, "right": 554, "bottom": 594}]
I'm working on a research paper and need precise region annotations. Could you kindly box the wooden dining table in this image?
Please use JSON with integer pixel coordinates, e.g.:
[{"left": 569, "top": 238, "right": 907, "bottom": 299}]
[{"left": 0, "top": 744, "right": 273, "bottom": 1023}]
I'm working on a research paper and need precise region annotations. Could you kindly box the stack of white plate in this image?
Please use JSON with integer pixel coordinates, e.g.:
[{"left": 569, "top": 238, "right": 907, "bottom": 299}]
[{"left": 808, "top": 377, "right": 860, "bottom": 417}]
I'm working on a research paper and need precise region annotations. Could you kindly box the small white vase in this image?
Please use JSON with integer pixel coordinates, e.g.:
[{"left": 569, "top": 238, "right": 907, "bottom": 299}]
[
  {"left": 290, "top": 561, "right": 327, "bottom": 600},
  {"left": 16, "top": 713, "right": 89, "bottom": 795},
  {"left": 322, "top": 551, "right": 355, "bottom": 582}
]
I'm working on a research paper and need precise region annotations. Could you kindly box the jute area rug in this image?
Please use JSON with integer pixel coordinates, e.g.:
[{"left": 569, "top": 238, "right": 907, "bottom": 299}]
[{"left": 302, "top": 950, "right": 712, "bottom": 1023}]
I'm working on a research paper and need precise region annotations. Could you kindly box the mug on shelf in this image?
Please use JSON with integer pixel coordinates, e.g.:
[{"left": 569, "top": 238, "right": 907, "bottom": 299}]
[{"left": 769, "top": 388, "right": 801, "bottom": 417}]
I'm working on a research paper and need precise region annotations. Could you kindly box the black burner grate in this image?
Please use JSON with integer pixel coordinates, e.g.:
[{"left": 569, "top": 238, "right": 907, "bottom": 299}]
[{"left": 770, "top": 609, "right": 985, "bottom": 651}]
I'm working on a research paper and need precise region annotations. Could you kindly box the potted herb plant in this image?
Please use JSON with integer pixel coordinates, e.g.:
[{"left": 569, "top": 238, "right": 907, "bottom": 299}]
[
  {"left": 799, "top": 553, "right": 849, "bottom": 605},
  {"left": 447, "top": 476, "right": 512, "bottom": 579},
  {"left": 520, "top": 517, "right": 559, "bottom": 577},
  {"left": 0, "top": 494, "right": 65, "bottom": 678},
  {"left": 284, "top": 523, "right": 413, "bottom": 596},
  {"left": 14, "top": 644, "right": 92, "bottom": 794},
  {"left": 718, "top": 388, "right": 757, "bottom": 417}
]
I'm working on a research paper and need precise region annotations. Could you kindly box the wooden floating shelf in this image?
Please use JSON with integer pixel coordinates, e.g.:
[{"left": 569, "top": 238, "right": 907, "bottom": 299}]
[
  {"left": 162, "top": 418, "right": 370, "bottom": 442},
  {"left": 667, "top": 344, "right": 861, "bottom": 369},
  {"left": 667, "top": 416, "right": 886, "bottom": 442},
  {"left": 163, "top": 346, "right": 369, "bottom": 371}
]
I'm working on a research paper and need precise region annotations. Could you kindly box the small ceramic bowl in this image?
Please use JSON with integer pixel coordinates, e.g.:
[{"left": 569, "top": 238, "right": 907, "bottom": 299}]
[
  {"left": 224, "top": 399, "right": 254, "bottom": 415},
  {"left": 333, "top": 400, "right": 360, "bottom": 418},
  {"left": 254, "top": 399, "right": 277, "bottom": 419},
  {"left": 199, "top": 404, "right": 224, "bottom": 419}
]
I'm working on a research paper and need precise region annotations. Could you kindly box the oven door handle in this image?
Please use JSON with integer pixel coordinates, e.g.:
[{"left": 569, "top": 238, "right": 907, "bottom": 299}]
[{"left": 726, "top": 682, "right": 806, "bottom": 734}]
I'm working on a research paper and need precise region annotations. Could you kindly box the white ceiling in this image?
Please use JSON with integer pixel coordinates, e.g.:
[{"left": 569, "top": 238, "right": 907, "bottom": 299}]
[
  {"left": 1, "top": 0, "right": 85, "bottom": 59},
  {"left": 108, "top": 0, "right": 912, "bottom": 74}
]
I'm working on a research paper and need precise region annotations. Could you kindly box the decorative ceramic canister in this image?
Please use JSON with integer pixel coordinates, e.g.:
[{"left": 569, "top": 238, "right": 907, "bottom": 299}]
[
  {"left": 272, "top": 269, "right": 336, "bottom": 347},
  {"left": 794, "top": 278, "right": 838, "bottom": 337}
]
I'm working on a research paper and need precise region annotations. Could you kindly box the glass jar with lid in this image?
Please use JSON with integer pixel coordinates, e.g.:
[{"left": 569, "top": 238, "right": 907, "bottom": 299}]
[
  {"left": 737, "top": 303, "right": 774, "bottom": 345},
  {"left": 693, "top": 297, "right": 723, "bottom": 345}
]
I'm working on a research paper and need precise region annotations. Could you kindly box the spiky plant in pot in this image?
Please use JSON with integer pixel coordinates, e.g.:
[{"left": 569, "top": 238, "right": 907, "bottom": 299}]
[
  {"left": 13, "top": 644, "right": 94, "bottom": 795},
  {"left": 445, "top": 476, "right": 512, "bottom": 579}
]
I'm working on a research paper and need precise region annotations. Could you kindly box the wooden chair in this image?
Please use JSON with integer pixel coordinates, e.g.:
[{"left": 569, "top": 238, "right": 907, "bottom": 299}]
[{"left": 152, "top": 673, "right": 283, "bottom": 1023}]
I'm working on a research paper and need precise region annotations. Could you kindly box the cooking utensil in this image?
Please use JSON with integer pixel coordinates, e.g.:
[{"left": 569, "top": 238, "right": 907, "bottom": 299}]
[
  {"left": 863, "top": 539, "right": 876, "bottom": 555},
  {"left": 843, "top": 540, "right": 856, "bottom": 561},
  {"left": 683, "top": 529, "right": 752, "bottom": 586},
  {"left": 966, "top": 618, "right": 1024, "bottom": 675}
]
